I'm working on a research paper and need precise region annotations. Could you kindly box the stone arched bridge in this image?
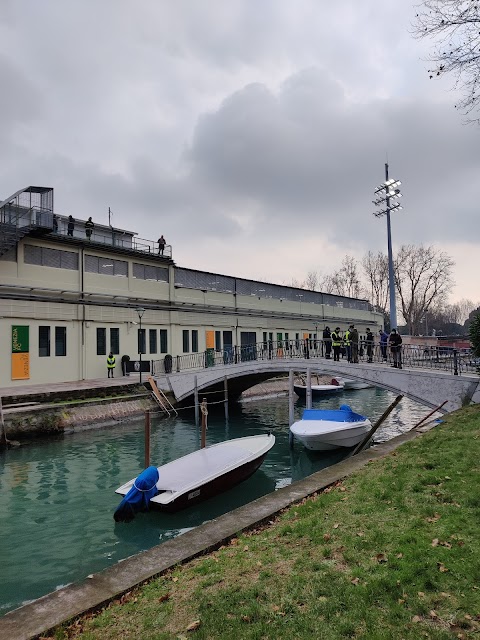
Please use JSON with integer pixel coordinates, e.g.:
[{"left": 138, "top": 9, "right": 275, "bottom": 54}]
[{"left": 157, "top": 358, "right": 480, "bottom": 413}]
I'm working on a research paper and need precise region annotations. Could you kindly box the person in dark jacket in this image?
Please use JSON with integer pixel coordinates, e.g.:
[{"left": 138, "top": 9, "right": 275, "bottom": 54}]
[
  {"left": 323, "top": 326, "right": 332, "bottom": 359},
  {"left": 350, "top": 325, "right": 359, "bottom": 363},
  {"left": 85, "top": 217, "right": 94, "bottom": 240},
  {"left": 389, "top": 329, "right": 403, "bottom": 369},
  {"left": 365, "top": 328, "right": 374, "bottom": 363},
  {"left": 67, "top": 215, "right": 75, "bottom": 237}
]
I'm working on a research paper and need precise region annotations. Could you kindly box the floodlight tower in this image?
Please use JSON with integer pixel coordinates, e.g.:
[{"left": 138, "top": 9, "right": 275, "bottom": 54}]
[{"left": 373, "top": 163, "right": 403, "bottom": 330}]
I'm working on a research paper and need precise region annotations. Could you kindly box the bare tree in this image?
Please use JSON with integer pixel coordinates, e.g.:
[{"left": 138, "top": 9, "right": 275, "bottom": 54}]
[
  {"left": 362, "top": 251, "right": 389, "bottom": 314},
  {"left": 304, "top": 270, "right": 321, "bottom": 291},
  {"left": 413, "top": 0, "right": 480, "bottom": 122},
  {"left": 394, "top": 244, "right": 455, "bottom": 334},
  {"left": 321, "top": 256, "right": 365, "bottom": 299}
]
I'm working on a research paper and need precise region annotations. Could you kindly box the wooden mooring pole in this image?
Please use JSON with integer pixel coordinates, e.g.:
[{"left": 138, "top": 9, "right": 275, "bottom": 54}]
[
  {"left": 224, "top": 376, "right": 229, "bottom": 421},
  {"left": 194, "top": 375, "right": 199, "bottom": 427},
  {"left": 0, "top": 396, "right": 9, "bottom": 449},
  {"left": 288, "top": 370, "right": 295, "bottom": 449},
  {"left": 349, "top": 395, "right": 403, "bottom": 457},
  {"left": 201, "top": 398, "right": 208, "bottom": 449},
  {"left": 144, "top": 409, "right": 151, "bottom": 468},
  {"left": 306, "top": 367, "right": 312, "bottom": 410}
]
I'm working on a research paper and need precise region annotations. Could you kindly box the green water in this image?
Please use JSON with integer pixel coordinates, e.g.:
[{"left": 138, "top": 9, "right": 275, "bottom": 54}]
[{"left": 0, "top": 388, "right": 438, "bottom": 615}]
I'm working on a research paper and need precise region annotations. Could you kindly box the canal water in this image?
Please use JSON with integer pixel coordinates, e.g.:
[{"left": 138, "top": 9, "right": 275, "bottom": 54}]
[{"left": 0, "top": 388, "right": 439, "bottom": 615}]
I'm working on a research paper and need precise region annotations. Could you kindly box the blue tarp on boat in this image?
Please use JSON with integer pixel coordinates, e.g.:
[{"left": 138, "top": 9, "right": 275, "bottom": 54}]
[
  {"left": 302, "top": 405, "right": 367, "bottom": 423},
  {"left": 114, "top": 466, "right": 159, "bottom": 523}
]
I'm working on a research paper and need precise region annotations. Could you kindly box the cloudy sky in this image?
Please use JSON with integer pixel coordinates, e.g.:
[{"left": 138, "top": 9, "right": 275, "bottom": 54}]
[{"left": 1, "top": 0, "right": 479, "bottom": 304}]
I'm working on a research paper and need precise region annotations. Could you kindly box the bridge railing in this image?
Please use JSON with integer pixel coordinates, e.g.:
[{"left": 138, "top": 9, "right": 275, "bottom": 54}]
[{"left": 152, "top": 340, "right": 478, "bottom": 377}]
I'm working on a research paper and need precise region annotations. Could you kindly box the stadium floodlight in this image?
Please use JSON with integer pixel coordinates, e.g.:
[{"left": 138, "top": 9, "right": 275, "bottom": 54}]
[{"left": 372, "top": 163, "right": 403, "bottom": 330}]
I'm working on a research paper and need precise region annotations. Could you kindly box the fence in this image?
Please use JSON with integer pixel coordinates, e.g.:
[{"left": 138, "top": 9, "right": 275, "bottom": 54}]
[{"left": 152, "top": 340, "right": 478, "bottom": 377}]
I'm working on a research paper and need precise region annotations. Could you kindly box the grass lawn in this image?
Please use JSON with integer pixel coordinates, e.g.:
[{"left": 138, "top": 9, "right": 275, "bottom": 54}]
[{"left": 45, "top": 405, "right": 480, "bottom": 640}]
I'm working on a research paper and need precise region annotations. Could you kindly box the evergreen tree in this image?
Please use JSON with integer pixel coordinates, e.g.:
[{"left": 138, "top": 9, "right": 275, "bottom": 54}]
[{"left": 468, "top": 312, "right": 480, "bottom": 359}]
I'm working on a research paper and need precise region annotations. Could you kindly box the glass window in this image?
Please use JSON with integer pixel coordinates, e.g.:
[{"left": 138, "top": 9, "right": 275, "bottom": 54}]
[
  {"left": 24, "top": 245, "right": 78, "bottom": 270},
  {"left": 85, "top": 255, "right": 128, "bottom": 277},
  {"left": 97, "top": 328, "right": 107, "bottom": 355},
  {"left": 39, "top": 326, "right": 50, "bottom": 357},
  {"left": 149, "top": 329, "right": 157, "bottom": 354},
  {"left": 160, "top": 329, "right": 168, "bottom": 354},
  {"left": 192, "top": 330, "right": 198, "bottom": 353},
  {"left": 110, "top": 328, "right": 120, "bottom": 355},
  {"left": 138, "top": 329, "right": 146, "bottom": 355},
  {"left": 182, "top": 330, "right": 189, "bottom": 353},
  {"left": 215, "top": 331, "right": 221, "bottom": 351},
  {"left": 55, "top": 326, "right": 67, "bottom": 356}
]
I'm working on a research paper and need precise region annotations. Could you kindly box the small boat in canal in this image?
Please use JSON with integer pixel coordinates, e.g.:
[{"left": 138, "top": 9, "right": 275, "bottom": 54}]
[
  {"left": 289, "top": 405, "right": 371, "bottom": 451},
  {"left": 333, "top": 376, "right": 373, "bottom": 390},
  {"left": 294, "top": 380, "right": 344, "bottom": 398},
  {"left": 114, "top": 433, "right": 275, "bottom": 520}
]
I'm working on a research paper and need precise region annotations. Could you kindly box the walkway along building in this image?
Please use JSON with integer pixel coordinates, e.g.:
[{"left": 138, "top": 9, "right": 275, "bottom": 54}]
[{"left": 0, "top": 186, "right": 384, "bottom": 387}]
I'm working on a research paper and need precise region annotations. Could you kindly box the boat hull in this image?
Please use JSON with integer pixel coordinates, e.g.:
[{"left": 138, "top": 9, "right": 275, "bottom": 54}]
[
  {"left": 333, "top": 377, "right": 372, "bottom": 390},
  {"left": 152, "top": 452, "right": 269, "bottom": 512},
  {"left": 291, "top": 421, "right": 371, "bottom": 450},
  {"left": 294, "top": 384, "right": 343, "bottom": 398}
]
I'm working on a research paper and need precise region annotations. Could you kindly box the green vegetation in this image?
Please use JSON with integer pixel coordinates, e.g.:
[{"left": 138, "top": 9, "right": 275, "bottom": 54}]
[
  {"left": 47, "top": 405, "right": 480, "bottom": 640},
  {"left": 469, "top": 313, "right": 480, "bottom": 359}
]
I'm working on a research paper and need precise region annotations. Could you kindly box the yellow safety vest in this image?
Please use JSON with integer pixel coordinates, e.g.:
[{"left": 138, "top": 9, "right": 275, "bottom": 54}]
[
  {"left": 344, "top": 330, "right": 350, "bottom": 346},
  {"left": 332, "top": 332, "right": 341, "bottom": 347},
  {"left": 107, "top": 356, "right": 116, "bottom": 369}
]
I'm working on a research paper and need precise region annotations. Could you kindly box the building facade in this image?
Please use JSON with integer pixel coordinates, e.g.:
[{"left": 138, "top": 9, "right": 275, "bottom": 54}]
[{"left": 0, "top": 186, "right": 384, "bottom": 387}]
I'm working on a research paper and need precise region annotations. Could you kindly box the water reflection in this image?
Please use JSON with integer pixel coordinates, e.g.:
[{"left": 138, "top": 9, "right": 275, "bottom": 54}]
[{"left": 0, "top": 388, "right": 439, "bottom": 615}]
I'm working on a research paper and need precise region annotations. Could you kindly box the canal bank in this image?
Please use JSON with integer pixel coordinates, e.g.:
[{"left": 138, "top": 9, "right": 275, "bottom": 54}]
[{"left": 0, "top": 412, "right": 443, "bottom": 640}]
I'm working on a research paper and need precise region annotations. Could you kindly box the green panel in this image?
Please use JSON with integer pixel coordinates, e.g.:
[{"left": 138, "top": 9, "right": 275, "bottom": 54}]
[{"left": 12, "top": 325, "right": 29, "bottom": 353}]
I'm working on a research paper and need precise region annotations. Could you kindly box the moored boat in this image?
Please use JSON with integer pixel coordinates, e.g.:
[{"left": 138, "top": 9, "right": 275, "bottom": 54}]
[
  {"left": 294, "top": 382, "right": 344, "bottom": 398},
  {"left": 333, "top": 376, "right": 373, "bottom": 390},
  {"left": 289, "top": 405, "right": 371, "bottom": 451},
  {"left": 114, "top": 433, "right": 275, "bottom": 519}
]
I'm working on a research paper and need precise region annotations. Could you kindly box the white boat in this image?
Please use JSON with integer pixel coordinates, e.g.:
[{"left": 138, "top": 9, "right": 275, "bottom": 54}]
[
  {"left": 294, "top": 382, "right": 344, "bottom": 398},
  {"left": 290, "top": 405, "right": 371, "bottom": 451},
  {"left": 333, "top": 376, "right": 373, "bottom": 390},
  {"left": 114, "top": 433, "right": 275, "bottom": 519}
]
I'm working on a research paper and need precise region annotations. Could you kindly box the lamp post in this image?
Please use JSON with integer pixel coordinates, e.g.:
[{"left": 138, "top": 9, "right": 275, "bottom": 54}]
[
  {"left": 373, "top": 163, "right": 403, "bottom": 330},
  {"left": 136, "top": 307, "right": 145, "bottom": 383}
]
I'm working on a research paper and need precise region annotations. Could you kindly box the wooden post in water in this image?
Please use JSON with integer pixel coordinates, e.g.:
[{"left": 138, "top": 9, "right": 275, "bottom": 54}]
[
  {"left": 0, "top": 396, "right": 9, "bottom": 449},
  {"left": 288, "top": 370, "right": 295, "bottom": 448},
  {"left": 194, "top": 375, "right": 199, "bottom": 427},
  {"left": 224, "top": 376, "right": 229, "bottom": 421},
  {"left": 144, "top": 409, "right": 151, "bottom": 468},
  {"left": 306, "top": 367, "right": 312, "bottom": 410},
  {"left": 201, "top": 398, "right": 207, "bottom": 449},
  {"left": 349, "top": 394, "right": 403, "bottom": 457}
]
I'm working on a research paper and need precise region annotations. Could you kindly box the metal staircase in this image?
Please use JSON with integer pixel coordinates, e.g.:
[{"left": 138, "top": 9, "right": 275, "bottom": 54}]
[{"left": 0, "top": 187, "right": 54, "bottom": 257}]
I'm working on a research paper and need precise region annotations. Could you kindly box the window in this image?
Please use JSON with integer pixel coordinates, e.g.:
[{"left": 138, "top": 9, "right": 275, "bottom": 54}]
[
  {"left": 97, "top": 328, "right": 107, "bottom": 355},
  {"left": 110, "top": 328, "right": 120, "bottom": 355},
  {"left": 85, "top": 255, "right": 128, "bottom": 277},
  {"left": 24, "top": 244, "right": 78, "bottom": 270},
  {"left": 149, "top": 329, "right": 157, "bottom": 354},
  {"left": 55, "top": 327, "right": 67, "bottom": 356},
  {"left": 192, "top": 330, "right": 198, "bottom": 353},
  {"left": 133, "top": 263, "right": 169, "bottom": 282},
  {"left": 160, "top": 329, "right": 168, "bottom": 354},
  {"left": 138, "top": 329, "right": 146, "bottom": 354},
  {"left": 182, "top": 330, "right": 189, "bottom": 353},
  {"left": 215, "top": 331, "right": 221, "bottom": 352},
  {"left": 39, "top": 326, "right": 50, "bottom": 357}
]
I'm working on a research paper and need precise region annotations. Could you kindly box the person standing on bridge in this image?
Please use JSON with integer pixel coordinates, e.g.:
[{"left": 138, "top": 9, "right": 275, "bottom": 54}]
[
  {"left": 389, "top": 329, "right": 403, "bottom": 369},
  {"left": 379, "top": 329, "right": 388, "bottom": 360},
  {"left": 365, "top": 328, "right": 374, "bottom": 363},
  {"left": 323, "top": 326, "right": 332, "bottom": 359},
  {"left": 332, "top": 327, "right": 342, "bottom": 362},
  {"left": 350, "top": 325, "right": 359, "bottom": 363}
]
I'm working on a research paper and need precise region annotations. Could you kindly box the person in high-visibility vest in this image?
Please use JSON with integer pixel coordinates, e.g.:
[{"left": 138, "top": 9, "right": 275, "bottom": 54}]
[
  {"left": 344, "top": 327, "right": 351, "bottom": 362},
  {"left": 107, "top": 352, "right": 116, "bottom": 378},
  {"left": 331, "top": 327, "right": 342, "bottom": 362}
]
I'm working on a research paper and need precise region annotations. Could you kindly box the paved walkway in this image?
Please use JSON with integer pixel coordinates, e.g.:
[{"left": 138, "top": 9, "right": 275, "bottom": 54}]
[{"left": 0, "top": 375, "right": 144, "bottom": 400}]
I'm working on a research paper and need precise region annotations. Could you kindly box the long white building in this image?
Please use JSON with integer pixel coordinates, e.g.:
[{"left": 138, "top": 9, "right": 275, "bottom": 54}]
[{"left": 0, "top": 186, "right": 383, "bottom": 387}]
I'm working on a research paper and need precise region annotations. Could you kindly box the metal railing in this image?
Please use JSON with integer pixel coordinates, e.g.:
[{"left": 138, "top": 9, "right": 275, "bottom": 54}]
[{"left": 153, "top": 340, "right": 478, "bottom": 377}]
